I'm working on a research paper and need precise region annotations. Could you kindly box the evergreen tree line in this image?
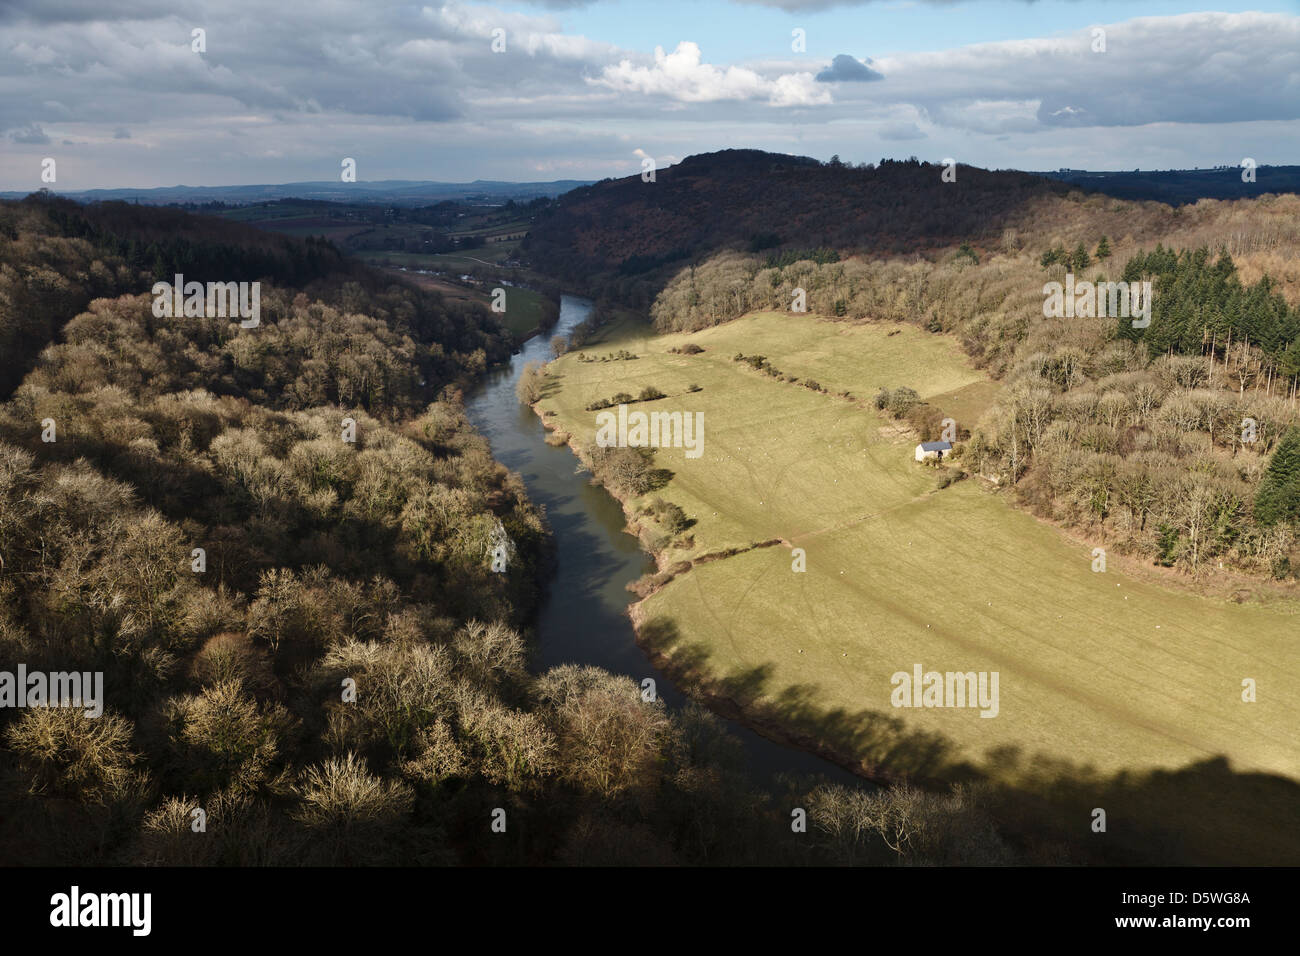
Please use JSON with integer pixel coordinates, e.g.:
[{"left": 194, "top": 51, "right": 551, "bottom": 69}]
[{"left": 1116, "top": 246, "right": 1300, "bottom": 379}]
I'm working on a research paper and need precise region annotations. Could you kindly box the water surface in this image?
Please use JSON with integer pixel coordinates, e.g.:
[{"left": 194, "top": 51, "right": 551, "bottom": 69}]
[{"left": 465, "top": 295, "right": 854, "bottom": 784}]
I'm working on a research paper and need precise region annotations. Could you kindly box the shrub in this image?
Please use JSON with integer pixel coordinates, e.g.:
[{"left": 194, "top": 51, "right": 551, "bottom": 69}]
[
  {"left": 515, "top": 361, "right": 546, "bottom": 405},
  {"left": 534, "top": 665, "right": 671, "bottom": 798},
  {"left": 189, "top": 632, "right": 278, "bottom": 700},
  {"left": 5, "top": 707, "right": 139, "bottom": 800},
  {"left": 162, "top": 678, "right": 296, "bottom": 795},
  {"left": 1155, "top": 523, "right": 1180, "bottom": 566},
  {"left": 291, "top": 753, "right": 415, "bottom": 865},
  {"left": 587, "top": 445, "right": 657, "bottom": 496},
  {"left": 646, "top": 496, "right": 690, "bottom": 533},
  {"left": 887, "top": 387, "right": 920, "bottom": 417},
  {"left": 904, "top": 403, "right": 945, "bottom": 441}
]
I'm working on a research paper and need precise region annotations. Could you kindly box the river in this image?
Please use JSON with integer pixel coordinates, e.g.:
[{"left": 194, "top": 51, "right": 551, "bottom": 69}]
[{"left": 464, "top": 294, "right": 853, "bottom": 784}]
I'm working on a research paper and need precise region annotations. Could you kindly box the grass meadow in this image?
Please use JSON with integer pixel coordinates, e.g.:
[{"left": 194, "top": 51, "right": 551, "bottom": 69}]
[{"left": 538, "top": 310, "right": 1300, "bottom": 864}]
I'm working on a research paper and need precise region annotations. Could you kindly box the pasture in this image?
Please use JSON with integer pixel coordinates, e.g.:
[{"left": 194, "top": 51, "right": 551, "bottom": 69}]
[{"left": 539, "top": 310, "right": 1300, "bottom": 863}]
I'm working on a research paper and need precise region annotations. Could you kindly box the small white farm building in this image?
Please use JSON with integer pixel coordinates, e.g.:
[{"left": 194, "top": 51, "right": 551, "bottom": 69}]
[{"left": 915, "top": 440, "right": 952, "bottom": 462}]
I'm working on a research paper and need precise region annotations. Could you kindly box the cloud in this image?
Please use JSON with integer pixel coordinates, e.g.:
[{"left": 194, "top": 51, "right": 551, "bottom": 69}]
[
  {"left": 0, "top": 4, "right": 1297, "bottom": 187},
  {"left": 878, "top": 121, "right": 926, "bottom": 141},
  {"left": 736, "top": 0, "right": 1001, "bottom": 9},
  {"left": 113, "top": 126, "right": 131, "bottom": 138},
  {"left": 632, "top": 147, "right": 679, "bottom": 169},
  {"left": 832, "top": 13, "right": 1300, "bottom": 132},
  {"left": 0, "top": 1, "right": 178, "bottom": 23},
  {"left": 592, "top": 41, "right": 829, "bottom": 106},
  {"left": 815, "top": 54, "right": 883, "bottom": 83},
  {"left": 8, "top": 123, "right": 51, "bottom": 144}
]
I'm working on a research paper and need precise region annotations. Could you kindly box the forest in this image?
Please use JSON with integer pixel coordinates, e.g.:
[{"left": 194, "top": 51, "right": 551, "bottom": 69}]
[
  {"left": 0, "top": 194, "right": 1021, "bottom": 865},
  {"left": 524, "top": 150, "right": 1076, "bottom": 309},
  {"left": 8, "top": 164, "right": 1296, "bottom": 866}
]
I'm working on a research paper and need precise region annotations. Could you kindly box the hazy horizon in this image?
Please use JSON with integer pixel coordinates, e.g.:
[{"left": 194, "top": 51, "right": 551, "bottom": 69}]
[{"left": 6, "top": 157, "right": 1293, "bottom": 197}]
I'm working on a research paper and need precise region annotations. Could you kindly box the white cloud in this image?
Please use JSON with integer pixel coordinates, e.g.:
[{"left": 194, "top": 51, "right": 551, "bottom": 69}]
[
  {"left": 591, "top": 42, "right": 830, "bottom": 107},
  {"left": 0, "top": 4, "right": 1296, "bottom": 187}
]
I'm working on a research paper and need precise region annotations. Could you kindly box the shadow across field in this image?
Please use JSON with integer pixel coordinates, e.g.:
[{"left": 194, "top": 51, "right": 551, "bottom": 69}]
[{"left": 639, "top": 616, "right": 1300, "bottom": 866}]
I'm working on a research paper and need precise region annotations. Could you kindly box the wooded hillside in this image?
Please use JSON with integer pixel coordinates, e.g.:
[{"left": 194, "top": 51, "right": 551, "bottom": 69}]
[
  {"left": 524, "top": 150, "right": 1075, "bottom": 308},
  {"left": 0, "top": 196, "right": 1017, "bottom": 865}
]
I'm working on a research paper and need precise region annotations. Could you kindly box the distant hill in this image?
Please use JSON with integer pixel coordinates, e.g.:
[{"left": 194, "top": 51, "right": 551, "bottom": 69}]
[
  {"left": 522, "top": 150, "right": 1300, "bottom": 306},
  {"left": 522, "top": 149, "right": 1073, "bottom": 304},
  {"left": 0, "top": 178, "right": 592, "bottom": 207},
  {"left": 1037, "top": 166, "right": 1300, "bottom": 205}
]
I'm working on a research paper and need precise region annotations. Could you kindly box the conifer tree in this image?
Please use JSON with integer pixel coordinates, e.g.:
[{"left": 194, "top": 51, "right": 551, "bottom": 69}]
[
  {"left": 1255, "top": 427, "right": 1300, "bottom": 526},
  {"left": 1073, "top": 242, "right": 1091, "bottom": 270}
]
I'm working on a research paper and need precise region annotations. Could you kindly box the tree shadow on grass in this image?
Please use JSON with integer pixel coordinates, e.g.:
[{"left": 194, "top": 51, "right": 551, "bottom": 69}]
[
  {"left": 639, "top": 614, "right": 1300, "bottom": 866},
  {"left": 537, "top": 373, "right": 565, "bottom": 401},
  {"left": 644, "top": 467, "right": 675, "bottom": 492}
]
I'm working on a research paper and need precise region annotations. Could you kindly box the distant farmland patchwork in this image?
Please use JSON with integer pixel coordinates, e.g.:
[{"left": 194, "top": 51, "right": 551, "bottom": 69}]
[{"left": 538, "top": 311, "right": 1300, "bottom": 864}]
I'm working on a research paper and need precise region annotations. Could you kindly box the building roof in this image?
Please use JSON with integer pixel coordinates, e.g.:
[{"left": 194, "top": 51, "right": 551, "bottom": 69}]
[{"left": 919, "top": 441, "right": 952, "bottom": 451}]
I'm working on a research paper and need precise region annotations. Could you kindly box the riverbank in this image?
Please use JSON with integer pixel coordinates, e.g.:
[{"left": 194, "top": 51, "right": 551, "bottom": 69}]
[
  {"left": 464, "top": 294, "right": 859, "bottom": 785},
  {"left": 532, "top": 404, "right": 887, "bottom": 784},
  {"left": 529, "top": 306, "right": 1300, "bottom": 865}
]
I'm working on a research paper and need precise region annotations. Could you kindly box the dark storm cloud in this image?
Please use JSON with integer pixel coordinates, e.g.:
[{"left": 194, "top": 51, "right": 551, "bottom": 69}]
[
  {"left": 815, "top": 55, "right": 884, "bottom": 83},
  {"left": 0, "top": 1, "right": 178, "bottom": 23}
]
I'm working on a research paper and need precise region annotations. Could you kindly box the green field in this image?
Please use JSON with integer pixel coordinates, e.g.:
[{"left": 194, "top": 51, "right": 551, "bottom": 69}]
[
  {"left": 358, "top": 245, "right": 520, "bottom": 270},
  {"left": 491, "top": 286, "right": 552, "bottom": 337},
  {"left": 375, "top": 266, "right": 549, "bottom": 338},
  {"left": 540, "top": 311, "right": 1300, "bottom": 864},
  {"left": 216, "top": 202, "right": 336, "bottom": 222},
  {"left": 213, "top": 205, "right": 546, "bottom": 337}
]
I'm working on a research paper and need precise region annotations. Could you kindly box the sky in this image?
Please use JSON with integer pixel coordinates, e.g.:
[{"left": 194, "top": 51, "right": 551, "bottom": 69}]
[{"left": 2, "top": 0, "right": 1298, "bottom": 189}]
